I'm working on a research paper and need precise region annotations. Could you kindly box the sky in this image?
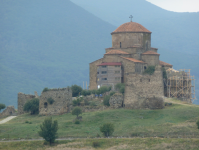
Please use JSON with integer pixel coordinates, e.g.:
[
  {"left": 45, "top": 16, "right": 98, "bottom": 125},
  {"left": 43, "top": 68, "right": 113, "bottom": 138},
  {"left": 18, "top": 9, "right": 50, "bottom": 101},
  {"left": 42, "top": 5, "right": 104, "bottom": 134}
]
[{"left": 146, "top": 0, "right": 199, "bottom": 12}]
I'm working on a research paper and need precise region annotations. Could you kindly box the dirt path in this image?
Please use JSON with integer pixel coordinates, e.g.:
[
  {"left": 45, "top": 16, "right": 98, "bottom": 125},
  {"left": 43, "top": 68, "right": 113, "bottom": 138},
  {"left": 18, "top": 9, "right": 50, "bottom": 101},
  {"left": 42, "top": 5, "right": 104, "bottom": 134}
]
[
  {"left": 0, "top": 116, "right": 17, "bottom": 124},
  {"left": 165, "top": 98, "right": 199, "bottom": 107}
]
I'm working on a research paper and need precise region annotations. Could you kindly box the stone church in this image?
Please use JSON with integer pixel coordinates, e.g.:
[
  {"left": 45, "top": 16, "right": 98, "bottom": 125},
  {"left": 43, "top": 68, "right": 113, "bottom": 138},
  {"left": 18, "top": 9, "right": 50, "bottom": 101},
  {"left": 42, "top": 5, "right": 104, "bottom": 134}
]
[{"left": 89, "top": 20, "right": 173, "bottom": 108}]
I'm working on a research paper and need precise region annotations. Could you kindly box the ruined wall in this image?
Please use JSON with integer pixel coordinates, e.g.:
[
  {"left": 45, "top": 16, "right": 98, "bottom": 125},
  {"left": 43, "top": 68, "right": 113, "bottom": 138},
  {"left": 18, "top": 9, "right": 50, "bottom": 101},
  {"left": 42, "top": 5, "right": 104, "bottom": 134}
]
[
  {"left": 0, "top": 106, "right": 16, "bottom": 118},
  {"left": 39, "top": 87, "right": 72, "bottom": 115},
  {"left": 141, "top": 54, "right": 159, "bottom": 66},
  {"left": 109, "top": 93, "right": 124, "bottom": 108},
  {"left": 18, "top": 93, "right": 36, "bottom": 115},
  {"left": 124, "top": 65, "right": 164, "bottom": 109}
]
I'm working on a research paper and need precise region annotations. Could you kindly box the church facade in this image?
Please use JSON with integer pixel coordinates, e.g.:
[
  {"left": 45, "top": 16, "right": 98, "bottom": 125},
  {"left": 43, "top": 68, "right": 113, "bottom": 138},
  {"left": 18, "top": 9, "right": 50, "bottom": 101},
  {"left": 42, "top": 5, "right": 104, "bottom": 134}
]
[{"left": 89, "top": 21, "right": 173, "bottom": 108}]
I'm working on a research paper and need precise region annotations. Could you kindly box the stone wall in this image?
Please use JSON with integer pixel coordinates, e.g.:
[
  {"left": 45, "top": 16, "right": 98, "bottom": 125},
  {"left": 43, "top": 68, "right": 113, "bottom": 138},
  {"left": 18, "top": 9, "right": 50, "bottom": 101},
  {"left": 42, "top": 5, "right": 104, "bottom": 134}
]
[
  {"left": 0, "top": 106, "right": 16, "bottom": 118},
  {"left": 39, "top": 87, "right": 72, "bottom": 115},
  {"left": 141, "top": 54, "right": 159, "bottom": 66},
  {"left": 109, "top": 93, "right": 124, "bottom": 108},
  {"left": 18, "top": 93, "right": 36, "bottom": 115},
  {"left": 124, "top": 65, "right": 164, "bottom": 109}
]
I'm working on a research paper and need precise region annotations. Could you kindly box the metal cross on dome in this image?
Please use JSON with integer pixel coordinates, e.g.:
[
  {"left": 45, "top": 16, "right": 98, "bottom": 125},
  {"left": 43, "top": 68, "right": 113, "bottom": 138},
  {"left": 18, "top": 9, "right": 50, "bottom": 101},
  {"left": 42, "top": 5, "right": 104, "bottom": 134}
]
[{"left": 129, "top": 15, "right": 133, "bottom": 22}]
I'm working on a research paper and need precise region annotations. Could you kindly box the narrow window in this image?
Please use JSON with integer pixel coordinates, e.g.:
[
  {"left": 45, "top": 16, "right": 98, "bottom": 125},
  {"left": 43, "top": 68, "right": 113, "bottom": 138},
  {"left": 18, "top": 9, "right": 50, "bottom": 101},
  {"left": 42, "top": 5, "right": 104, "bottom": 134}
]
[
  {"left": 97, "top": 72, "right": 99, "bottom": 74},
  {"left": 102, "top": 78, "right": 107, "bottom": 80},
  {"left": 44, "top": 102, "right": 48, "bottom": 108},
  {"left": 120, "top": 42, "right": 122, "bottom": 48},
  {"left": 144, "top": 66, "right": 147, "bottom": 70}
]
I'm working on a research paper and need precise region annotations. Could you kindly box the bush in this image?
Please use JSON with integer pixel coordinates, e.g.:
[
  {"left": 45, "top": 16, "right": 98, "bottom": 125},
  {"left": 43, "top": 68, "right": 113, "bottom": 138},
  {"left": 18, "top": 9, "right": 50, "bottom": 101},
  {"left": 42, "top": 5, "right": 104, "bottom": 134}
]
[
  {"left": 110, "top": 91, "right": 115, "bottom": 96},
  {"left": 73, "top": 97, "right": 83, "bottom": 106},
  {"left": 23, "top": 98, "right": 39, "bottom": 115},
  {"left": 0, "top": 103, "right": 6, "bottom": 112},
  {"left": 143, "top": 66, "right": 155, "bottom": 75},
  {"left": 72, "top": 107, "right": 82, "bottom": 117},
  {"left": 96, "top": 86, "right": 111, "bottom": 95},
  {"left": 71, "top": 85, "right": 82, "bottom": 97},
  {"left": 100, "top": 123, "right": 114, "bottom": 137},
  {"left": 25, "top": 120, "right": 29, "bottom": 123},
  {"left": 115, "top": 83, "right": 125, "bottom": 94},
  {"left": 103, "top": 95, "right": 110, "bottom": 106},
  {"left": 42, "top": 87, "right": 49, "bottom": 92},
  {"left": 81, "top": 90, "right": 91, "bottom": 96},
  {"left": 74, "top": 120, "right": 80, "bottom": 124},
  {"left": 89, "top": 101, "right": 97, "bottom": 106},
  {"left": 38, "top": 117, "right": 58, "bottom": 145},
  {"left": 47, "top": 98, "right": 55, "bottom": 104},
  {"left": 92, "top": 141, "right": 100, "bottom": 148},
  {"left": 84, "top": 99, "right": 90, "bottom": 105},
  {"left": 196, "top": 120, "right": 199, "bottom": 129}
]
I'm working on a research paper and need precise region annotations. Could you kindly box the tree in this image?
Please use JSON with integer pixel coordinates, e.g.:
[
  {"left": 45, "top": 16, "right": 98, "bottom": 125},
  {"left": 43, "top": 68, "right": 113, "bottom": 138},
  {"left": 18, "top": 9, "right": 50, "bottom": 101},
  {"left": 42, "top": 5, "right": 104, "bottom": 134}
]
[
  {"left": 100, "top": 123, "right": 114, "bottom": 137},
  {"left": 71, "top": 85, "right": 82, "bottom": 97},
  {"left": 72, "top": 107, "right": 82, "bottom": 118},
  {"left": 23, "top": 98, "right": 39, "bottom": 115},
  {"left": 196, "top": 120, "right": 199, "bottom": 129},
  {"left": 0, "top": 103, "right": 6, "bottom": 112},
  {"left": 115, "top": 83, "right": 125, "bottom": 94},
  {"left": 143, "top": 66, "right": 155, "bottom": 75},
  {"left": 38, "top": 117, "right": 58, "bottom": 145}
]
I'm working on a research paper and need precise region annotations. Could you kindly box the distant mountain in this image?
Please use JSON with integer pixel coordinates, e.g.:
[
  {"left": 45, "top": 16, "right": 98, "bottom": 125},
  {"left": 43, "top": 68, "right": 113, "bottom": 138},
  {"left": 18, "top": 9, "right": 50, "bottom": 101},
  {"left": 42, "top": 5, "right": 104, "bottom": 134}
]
[
  {"left": 0, "top": 0, "right": 115, "bottom": 107},
  {"left": 71, "top": 0, "right": 199, "bottom": 103}
]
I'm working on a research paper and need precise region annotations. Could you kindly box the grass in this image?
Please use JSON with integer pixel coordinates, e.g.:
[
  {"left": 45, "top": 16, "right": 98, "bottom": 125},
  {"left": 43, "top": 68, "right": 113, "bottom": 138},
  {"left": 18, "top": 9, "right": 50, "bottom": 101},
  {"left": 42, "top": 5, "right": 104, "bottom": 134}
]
[
  {"left": 0, "top": 98, "right": 199, "bottom": 140},
  {"left": 0, "top": 138, "right": 199, "bottom": 150}
]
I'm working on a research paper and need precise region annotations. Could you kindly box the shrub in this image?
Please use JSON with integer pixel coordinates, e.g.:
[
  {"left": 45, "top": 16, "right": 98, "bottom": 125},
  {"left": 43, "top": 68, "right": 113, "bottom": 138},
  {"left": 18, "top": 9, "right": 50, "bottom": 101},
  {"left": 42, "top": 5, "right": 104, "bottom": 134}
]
[
  {"left": 38, "top": 117, "right": 58, "bottom": 145},
  {"left": 0, "top": 103, "right": 6, "bottom": 112},
  {"left": 110, "top": 91, "right": 115, "bottom": 96},
  {"left": 100, "top": 123, "right": 114, "bottom": 137},
  {"left": 81, "top": 90, "right": 91, "bottom": 96},
  {"left": 92, "top": 141, "right": 100, "bottom": 148},
  {"left": 72, "top": 107, "right": 82, "bottom": 117},
  {"left": 71, "top": 85, "right": 82, "bottom": 97},
  {"left": 115, "top": 83, "right": 125, "bottom": 94},
  {"left": 143, "top": 66, "right": 155, "bottom": 75},
  {"left": 84, "top": 99, "right": 90, "bottom": 105},
  {"left": 47, "top": 97, "right": 55, "bottom": 104},
  {"left": 73, "top": 97, "right": 83, "bottom": 106},
  {"left": 103, "top": 95, "right": 110, "bottom": 106},
  {"left": 42, "top": 87, "right": 49, "bottom": 92},
  {"left": 89, "top": 101, "right": 97, "bottom": 107},
  {"left": 23, "top": 98, "right": 39, "bottom": 115},
  {"left": 74, "top": 120, "right": 80, "bottom": 124},
  {"left": 96, "top": 86, "right": 111, "bottom": 95},
  {"left": 25, "top": 120, "right": 29, "bottom": 123},
  {"left": 196, "top": 120, "right": 199, "bottom": 129}
]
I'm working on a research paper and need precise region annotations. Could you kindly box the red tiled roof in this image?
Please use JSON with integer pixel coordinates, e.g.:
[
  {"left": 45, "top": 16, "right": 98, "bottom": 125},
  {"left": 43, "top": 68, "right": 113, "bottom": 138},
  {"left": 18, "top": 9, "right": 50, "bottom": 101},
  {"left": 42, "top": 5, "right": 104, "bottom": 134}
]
[
  {"left": 105, "top": 50, "right": 129, "bottom": 55},
  {"left": 112, "top": 22, "right": 151, "bottom": 34},
  {"left": 120, "top": 57, "right": 146, "bottom": 63},
  {"left": 142, "top": 51, "right": 160, "bottom": 55},
  {"left": 97, "top": 62, "right": 122, "bottom": 66},
  {"left": 159, "top": 61, "right": 173, "bottom": 67}
]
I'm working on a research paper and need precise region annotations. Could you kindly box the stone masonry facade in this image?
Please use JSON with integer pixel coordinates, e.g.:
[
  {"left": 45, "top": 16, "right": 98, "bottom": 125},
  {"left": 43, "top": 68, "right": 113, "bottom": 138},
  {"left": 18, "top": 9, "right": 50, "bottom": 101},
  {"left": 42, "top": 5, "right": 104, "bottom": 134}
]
[{"left": 39, "top": 87, "right": 72, "bottom": 115}]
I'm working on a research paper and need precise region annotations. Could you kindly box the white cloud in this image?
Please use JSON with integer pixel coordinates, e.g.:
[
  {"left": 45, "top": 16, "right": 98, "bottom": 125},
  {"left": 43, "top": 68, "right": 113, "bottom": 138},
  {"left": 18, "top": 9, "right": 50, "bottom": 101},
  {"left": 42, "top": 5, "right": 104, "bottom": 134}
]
[{"left": 146, "top": 0, "right": 199, "bottom": 12}]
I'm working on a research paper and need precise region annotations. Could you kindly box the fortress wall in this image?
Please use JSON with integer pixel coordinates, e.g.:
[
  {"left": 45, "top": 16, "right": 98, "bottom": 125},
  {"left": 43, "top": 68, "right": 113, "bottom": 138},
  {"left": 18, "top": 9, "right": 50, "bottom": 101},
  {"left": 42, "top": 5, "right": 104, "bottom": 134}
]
[
  {"left": 0, "top": 106, "right": 16, "bottom": 118},
  {"left": 18, "top": 93, "right": 36, "bottom": 115},
  {"left": 124, "top": 65, "right": 164, "bottom": 109},
  {"left": 39, "top": 87, "right": 72, "bottom": 115},
  {"left": 141, "top": 54, "right": 159, "bottom": 66}
]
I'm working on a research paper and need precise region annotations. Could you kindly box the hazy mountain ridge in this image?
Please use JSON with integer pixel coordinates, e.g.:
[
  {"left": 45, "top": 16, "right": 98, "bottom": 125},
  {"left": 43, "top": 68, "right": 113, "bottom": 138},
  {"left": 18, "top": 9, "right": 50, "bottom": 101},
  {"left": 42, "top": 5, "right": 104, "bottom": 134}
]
[{"left": 0, "top": 0, "right": 198, "bottom": 107}]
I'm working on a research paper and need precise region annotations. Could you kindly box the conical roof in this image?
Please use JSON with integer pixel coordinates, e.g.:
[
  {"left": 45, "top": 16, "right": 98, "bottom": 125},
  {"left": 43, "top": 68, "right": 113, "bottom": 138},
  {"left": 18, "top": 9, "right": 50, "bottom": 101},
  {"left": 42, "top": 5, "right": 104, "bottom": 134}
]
[{"left": 111, "top": 22, "right": 151, "bottom": 34}]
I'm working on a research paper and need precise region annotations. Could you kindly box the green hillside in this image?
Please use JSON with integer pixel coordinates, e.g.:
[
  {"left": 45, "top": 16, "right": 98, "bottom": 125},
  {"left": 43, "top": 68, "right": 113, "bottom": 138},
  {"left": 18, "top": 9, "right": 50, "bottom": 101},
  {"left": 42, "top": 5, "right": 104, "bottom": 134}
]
[{"left": 0, "top": 98, "right": 199, "bottom": 140}]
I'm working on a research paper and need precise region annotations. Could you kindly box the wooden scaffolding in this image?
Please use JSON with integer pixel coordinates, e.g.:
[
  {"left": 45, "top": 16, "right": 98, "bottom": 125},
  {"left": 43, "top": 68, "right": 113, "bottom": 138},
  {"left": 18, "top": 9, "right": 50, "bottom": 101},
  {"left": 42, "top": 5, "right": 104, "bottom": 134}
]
[{"left": 164, "top": 69, "right": 196, "bottom": 103}]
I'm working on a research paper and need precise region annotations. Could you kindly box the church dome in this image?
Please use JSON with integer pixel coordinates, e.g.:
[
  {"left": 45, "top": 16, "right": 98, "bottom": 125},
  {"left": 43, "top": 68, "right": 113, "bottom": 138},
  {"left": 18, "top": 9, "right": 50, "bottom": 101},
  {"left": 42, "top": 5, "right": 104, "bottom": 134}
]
[{"left": 111, "top": 22, "right": 151, "bottom": 34}]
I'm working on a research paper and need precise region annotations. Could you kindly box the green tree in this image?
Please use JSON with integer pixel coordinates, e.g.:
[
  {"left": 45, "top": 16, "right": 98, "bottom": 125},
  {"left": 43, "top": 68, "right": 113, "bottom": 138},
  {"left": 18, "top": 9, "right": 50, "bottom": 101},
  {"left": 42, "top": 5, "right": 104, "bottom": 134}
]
[
  {"left": 71, "top": 85, "right": 82, "bottom": 97},
  {"left": 115, "top": 83, "right": 125, "bottom": 94},
  {"left": 143, "top": 66, "right": 155, "bottom": 75},
  {"left": 196, "top": 120, "right": 199, "bottom": 129},
  {"left": 23, "top": 98, "right": 39, "bottom": 115},
  {"left": 100, "top": 123, "right": 114, "bottom": 137},
  {"left": 72, "top": 107, "right": 82, "bottom": 118},
  {"left": 103, "top": 95, "right": 110, "bottom": 106},
  {"left": 0, "top": 103, "right": 6, "bottom": 112},
  {"left": 38, "top": 117, "right": 58, "bottom": 145}
]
